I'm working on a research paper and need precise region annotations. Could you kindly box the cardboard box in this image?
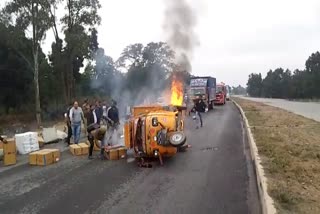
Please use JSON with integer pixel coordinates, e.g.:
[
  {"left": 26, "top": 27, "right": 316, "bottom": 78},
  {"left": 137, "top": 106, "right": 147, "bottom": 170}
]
[
  {"left": 105, "top": 149, "right": 119, "bottom": 160},
  {"left": 4, "top": 153, "right": 17, "bottom": 166},
  {"left": 29, "top": 151, "right": 40, "bottom": 165},
  {"left": 41, "top": 149, "right": 61, "bottom": 163},
  {"left": 37, "top": 150, "right": 53, "bottom": 166},
  {"left": 78, "top": 143, "right": 89, "bottom": 155},
  {"left": 15, "top": 132, "right": 39, "bottom": 154},
  {"left": 70, "top": 144, "right": 82, "bottom": 156},
  {"left": 3, "top": 138, "right": 16, "bottom": 154},
  {"left": 50, "top": 149, "right": 60, "bottom": 162},
  {"left": 118, "top": 147, "right": 127, "bottom": 159},
  {"left": 29, "top": 149, "right": 60, "bottom": 165}
]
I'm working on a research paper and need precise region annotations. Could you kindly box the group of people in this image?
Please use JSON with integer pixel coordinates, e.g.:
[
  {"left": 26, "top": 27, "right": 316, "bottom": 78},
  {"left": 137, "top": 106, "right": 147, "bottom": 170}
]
[{"left": 64, "top": 99, "right": 119, "bottom": 159}]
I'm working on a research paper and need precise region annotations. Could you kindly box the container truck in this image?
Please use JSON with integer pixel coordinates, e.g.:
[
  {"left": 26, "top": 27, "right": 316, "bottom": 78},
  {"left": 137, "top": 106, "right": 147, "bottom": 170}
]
[{"left": 188, "top": 76, "right": 216, "bottom": 110}]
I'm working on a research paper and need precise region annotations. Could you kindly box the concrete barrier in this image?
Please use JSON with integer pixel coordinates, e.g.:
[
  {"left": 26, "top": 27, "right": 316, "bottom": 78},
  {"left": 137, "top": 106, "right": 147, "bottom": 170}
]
[{"left": 232, "top": 99, "right": 277, "bottom": 214}]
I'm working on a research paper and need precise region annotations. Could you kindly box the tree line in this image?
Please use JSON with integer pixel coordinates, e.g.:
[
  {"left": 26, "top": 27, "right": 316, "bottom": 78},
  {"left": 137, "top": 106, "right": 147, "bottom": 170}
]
[
  {"left": 0, "top": 0, "right": 189, "bottom": 125},
  {"left": 247, "top": 52, "right": 320, "bottom": 99}
]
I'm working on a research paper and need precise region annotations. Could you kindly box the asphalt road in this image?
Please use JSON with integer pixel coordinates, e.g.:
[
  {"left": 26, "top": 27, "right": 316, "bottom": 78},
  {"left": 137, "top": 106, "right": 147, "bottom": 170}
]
[
  {"left": 240, "top": 97, "right": 320, "bottom": 122},
  {"left": 0, "top": 102, "right": 260, "bottom": 214}
]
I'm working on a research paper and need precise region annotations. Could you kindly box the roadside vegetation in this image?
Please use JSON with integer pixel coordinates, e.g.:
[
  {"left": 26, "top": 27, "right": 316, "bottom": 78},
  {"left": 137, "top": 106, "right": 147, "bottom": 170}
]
[
  {"left": 234, "top": 97, "right": 320, "bottom": 214},
  {"left": 246, "top": 52, "right": 320, "bottom": 100},
  {"left": 0, "top": 0, "right": 193, "bottom": 133}
]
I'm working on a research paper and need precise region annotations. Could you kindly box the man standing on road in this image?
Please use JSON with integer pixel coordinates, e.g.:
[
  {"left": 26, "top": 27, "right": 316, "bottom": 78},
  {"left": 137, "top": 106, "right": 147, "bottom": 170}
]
[
  {"left": 64, "top": 103, "right": 73, "bottom": 146},
  {"left": 86, "top": 105, "right": 98, "bottom": 159},
  {"left": 105, "top": 100, "right": 120, "bottom": 146},
  {"left": 194, "top": 97, "right": 206, "bottom": 128},
  {"left": 69, "top": 101, "right": 85, "bottom": 145}
]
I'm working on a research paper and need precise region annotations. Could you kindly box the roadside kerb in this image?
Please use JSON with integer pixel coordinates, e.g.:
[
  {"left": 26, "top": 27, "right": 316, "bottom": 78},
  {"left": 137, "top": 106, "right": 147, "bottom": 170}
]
[{"left": 232, "top": 99, "right": 277, "bottom": 214}]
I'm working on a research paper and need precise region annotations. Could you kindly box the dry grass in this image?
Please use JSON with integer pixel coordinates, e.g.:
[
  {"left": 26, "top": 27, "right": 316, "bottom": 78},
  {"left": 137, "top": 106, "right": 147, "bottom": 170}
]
[{"left": 233, "top": 97, "right": 320, "bottom": 214}]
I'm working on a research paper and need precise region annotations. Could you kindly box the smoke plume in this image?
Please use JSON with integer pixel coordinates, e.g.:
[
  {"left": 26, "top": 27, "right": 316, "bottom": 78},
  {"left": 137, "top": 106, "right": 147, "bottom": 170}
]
[{"left": 163, "top": 0, "right": 199, "bottom": 73}]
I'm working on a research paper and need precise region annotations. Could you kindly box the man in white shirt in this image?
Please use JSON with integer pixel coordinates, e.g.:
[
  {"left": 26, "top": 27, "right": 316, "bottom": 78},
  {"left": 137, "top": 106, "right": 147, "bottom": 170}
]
[{"left": 69, "top": 101, "right": 85, "bottom": 144}]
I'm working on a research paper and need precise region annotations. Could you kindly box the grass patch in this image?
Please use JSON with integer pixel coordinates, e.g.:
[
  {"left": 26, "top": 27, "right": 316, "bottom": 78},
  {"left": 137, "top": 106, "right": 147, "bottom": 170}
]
[{"left": 233, "top": 97, "right": 320, "bottom": 214}]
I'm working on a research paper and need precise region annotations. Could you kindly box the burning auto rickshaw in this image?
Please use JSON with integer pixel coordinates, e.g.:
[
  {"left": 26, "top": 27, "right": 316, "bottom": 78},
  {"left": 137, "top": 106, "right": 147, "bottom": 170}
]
[{"left": 124, "top": 105, "right": 188, "bottom": 166}]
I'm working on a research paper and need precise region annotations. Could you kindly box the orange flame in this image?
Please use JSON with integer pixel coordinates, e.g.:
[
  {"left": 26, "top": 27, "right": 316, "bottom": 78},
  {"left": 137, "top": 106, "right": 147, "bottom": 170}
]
[{"left": 170, "top": 75, "right": 184, "bottom": 106}]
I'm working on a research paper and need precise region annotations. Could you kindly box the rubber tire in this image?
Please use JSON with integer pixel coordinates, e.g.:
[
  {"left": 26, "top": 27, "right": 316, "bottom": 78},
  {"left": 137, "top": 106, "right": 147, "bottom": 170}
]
[{"left": 168, "top": 131, "right": 187, "bottom": 147}]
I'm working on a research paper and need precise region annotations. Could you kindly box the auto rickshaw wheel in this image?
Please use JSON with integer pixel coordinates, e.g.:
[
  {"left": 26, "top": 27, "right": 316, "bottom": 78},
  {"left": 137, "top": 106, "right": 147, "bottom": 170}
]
[{"left": 168, "top": 131, "right": 186, "bottom": 147}]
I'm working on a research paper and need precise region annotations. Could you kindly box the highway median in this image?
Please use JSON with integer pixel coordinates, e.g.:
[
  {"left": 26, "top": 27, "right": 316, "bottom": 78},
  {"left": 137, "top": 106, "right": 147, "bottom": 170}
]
[{"left": 233, "top": 97, "right": 320, "bottom": 214}]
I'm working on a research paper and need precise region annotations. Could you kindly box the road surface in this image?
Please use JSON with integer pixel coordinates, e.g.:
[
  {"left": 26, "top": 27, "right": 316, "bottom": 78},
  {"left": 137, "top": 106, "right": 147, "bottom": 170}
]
[
  {"left": 0, "top": 102, "right": 260, "bottom": 214},
  {"left": 239, "top": 97, "right": 320, "bottom": 122}
]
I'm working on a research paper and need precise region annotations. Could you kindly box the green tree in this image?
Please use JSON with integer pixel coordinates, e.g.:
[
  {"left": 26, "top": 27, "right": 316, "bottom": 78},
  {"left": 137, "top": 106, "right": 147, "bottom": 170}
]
[
  {"left": 117, "top": 42, "right": 176, "bottom": 104},
  {"left": 0, "top": 22, "right": 50, "bottom": 115},
  {"left": 305, "top": 51, "right": 320, "bottom": 97},
  {"left": 281, "top": 69, "right": 292, "bottom": 98},
  {"left": 232, "top": 85, "right": 246, "bottom": 95},
  {"left": 262, "top": 68, "right": 285, "bottom": 98},
  {"left": 2, "top": 0, "right": 52, "bottom": 125},
  {"left": 247, "top": 73, "right": 262, "bottom": 97},
  {"left": 61, "top": 0, "right": 101, "bottom": 101}
]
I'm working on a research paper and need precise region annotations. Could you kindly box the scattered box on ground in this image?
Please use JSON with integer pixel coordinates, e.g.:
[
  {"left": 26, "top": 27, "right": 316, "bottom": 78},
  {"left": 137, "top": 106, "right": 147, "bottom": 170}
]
[
  {"left": 69, "top": 144, "right": 82, "bottom": 156},
  {"left": 42, "top": 127, "right": 58, "bottom": 143},
  {"left": 29, "top": 149, "right": 61, "bottom": 166},
  {"left": 4, "top": 153, "right": 17, "bottom": 166},
  {"left": 105, "top": 149, "right": 119, "bottom": 160},
  {"left": 3, "top": 138, "right": 16, "bottom": 154},
  {"left": 37, "top": 150, "right": 54, "bottom": 166},
  {"left": 29, "top": 151, "right": 38, "bottom": 165},
  {"left": 78, "top": 143, "right": 89, "bottom": 155},
  {"left": 50, "top": 149, "right": 60, "bottom": 162},
  {"left": 118, "top": 147, "right": 127, "bottom": 159},
  {"left": 15, "top": 132, "right": 39, "bottom": 154}
]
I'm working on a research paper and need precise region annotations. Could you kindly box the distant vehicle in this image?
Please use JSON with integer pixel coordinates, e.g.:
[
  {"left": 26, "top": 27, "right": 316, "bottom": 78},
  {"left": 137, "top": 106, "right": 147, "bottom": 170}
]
[
  {"left": 214, "top": 82, "right": 227, "bottom": 105},
  {"left": 226, "top": 85, "right": 231, "bottom": 101},
  {"left": 188, "top": 76, "right": 216, "bottom": 110}
]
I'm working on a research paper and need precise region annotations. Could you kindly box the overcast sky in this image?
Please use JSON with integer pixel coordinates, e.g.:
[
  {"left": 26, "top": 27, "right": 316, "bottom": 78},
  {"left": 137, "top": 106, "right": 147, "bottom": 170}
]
[{"left": 3, "top": 0, "right": 320, "bottom": 86}]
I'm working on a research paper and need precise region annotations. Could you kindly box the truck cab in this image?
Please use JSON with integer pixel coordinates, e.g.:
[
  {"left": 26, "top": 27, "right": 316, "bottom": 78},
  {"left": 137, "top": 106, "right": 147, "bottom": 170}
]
[
  {"left": 214, "top": 83, "right": 227, "bottom": 105},
  {"left": 188, "top": 77, "right": 216, "bottom": 110}
]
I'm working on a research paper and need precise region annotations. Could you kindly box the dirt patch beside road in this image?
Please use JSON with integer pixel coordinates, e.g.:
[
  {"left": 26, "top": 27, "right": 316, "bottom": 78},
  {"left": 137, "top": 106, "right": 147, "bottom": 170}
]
[{"left": 234, "top": 97, "right": 320, "bottom": 214}]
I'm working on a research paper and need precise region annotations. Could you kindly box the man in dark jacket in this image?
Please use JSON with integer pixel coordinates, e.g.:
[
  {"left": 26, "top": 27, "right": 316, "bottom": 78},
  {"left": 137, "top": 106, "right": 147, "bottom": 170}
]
[
  {"left": 64, "top": 103, "right": 73, "bottom": 145},
  {"left": 106, "top": 100, "right": 119, "bottom": 127},
  {"left": 105, "top": 100, "right": 120, "bottom": 146},
  {"left": 95, "top": 100, "right": 103, "bottom": 125},
  {"left": 86, "top": 105, "right": 98, "bottom": 159},
  {"left": 194, "top": 97, "right": 206, "bottom": 127}
]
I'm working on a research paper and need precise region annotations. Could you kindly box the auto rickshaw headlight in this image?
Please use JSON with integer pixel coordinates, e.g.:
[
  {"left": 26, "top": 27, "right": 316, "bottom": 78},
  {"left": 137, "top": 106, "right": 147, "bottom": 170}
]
[{"left": 152, "top": 117, "right": 158, "bottom": 127}]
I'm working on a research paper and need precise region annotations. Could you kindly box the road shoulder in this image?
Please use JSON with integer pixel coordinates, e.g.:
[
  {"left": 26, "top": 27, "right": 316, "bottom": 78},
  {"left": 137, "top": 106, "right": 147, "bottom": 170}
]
[
  {"left": 233, "top": 97, "right": 320, "bottom": 214},
  {"left": 233, "top": 98, "right": 277, "bottom": 214}
]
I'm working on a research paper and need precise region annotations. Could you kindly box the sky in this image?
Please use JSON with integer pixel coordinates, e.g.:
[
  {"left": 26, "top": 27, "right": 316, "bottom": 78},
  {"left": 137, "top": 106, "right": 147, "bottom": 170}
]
[{"left": 3, "top": 0, "right": 320, "bottom": 86}]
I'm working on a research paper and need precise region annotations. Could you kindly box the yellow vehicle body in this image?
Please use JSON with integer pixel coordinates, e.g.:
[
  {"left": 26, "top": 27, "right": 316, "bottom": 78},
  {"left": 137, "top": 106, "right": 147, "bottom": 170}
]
[{"left": 124, "top": 105, "right": 186, "bottom": 159}]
